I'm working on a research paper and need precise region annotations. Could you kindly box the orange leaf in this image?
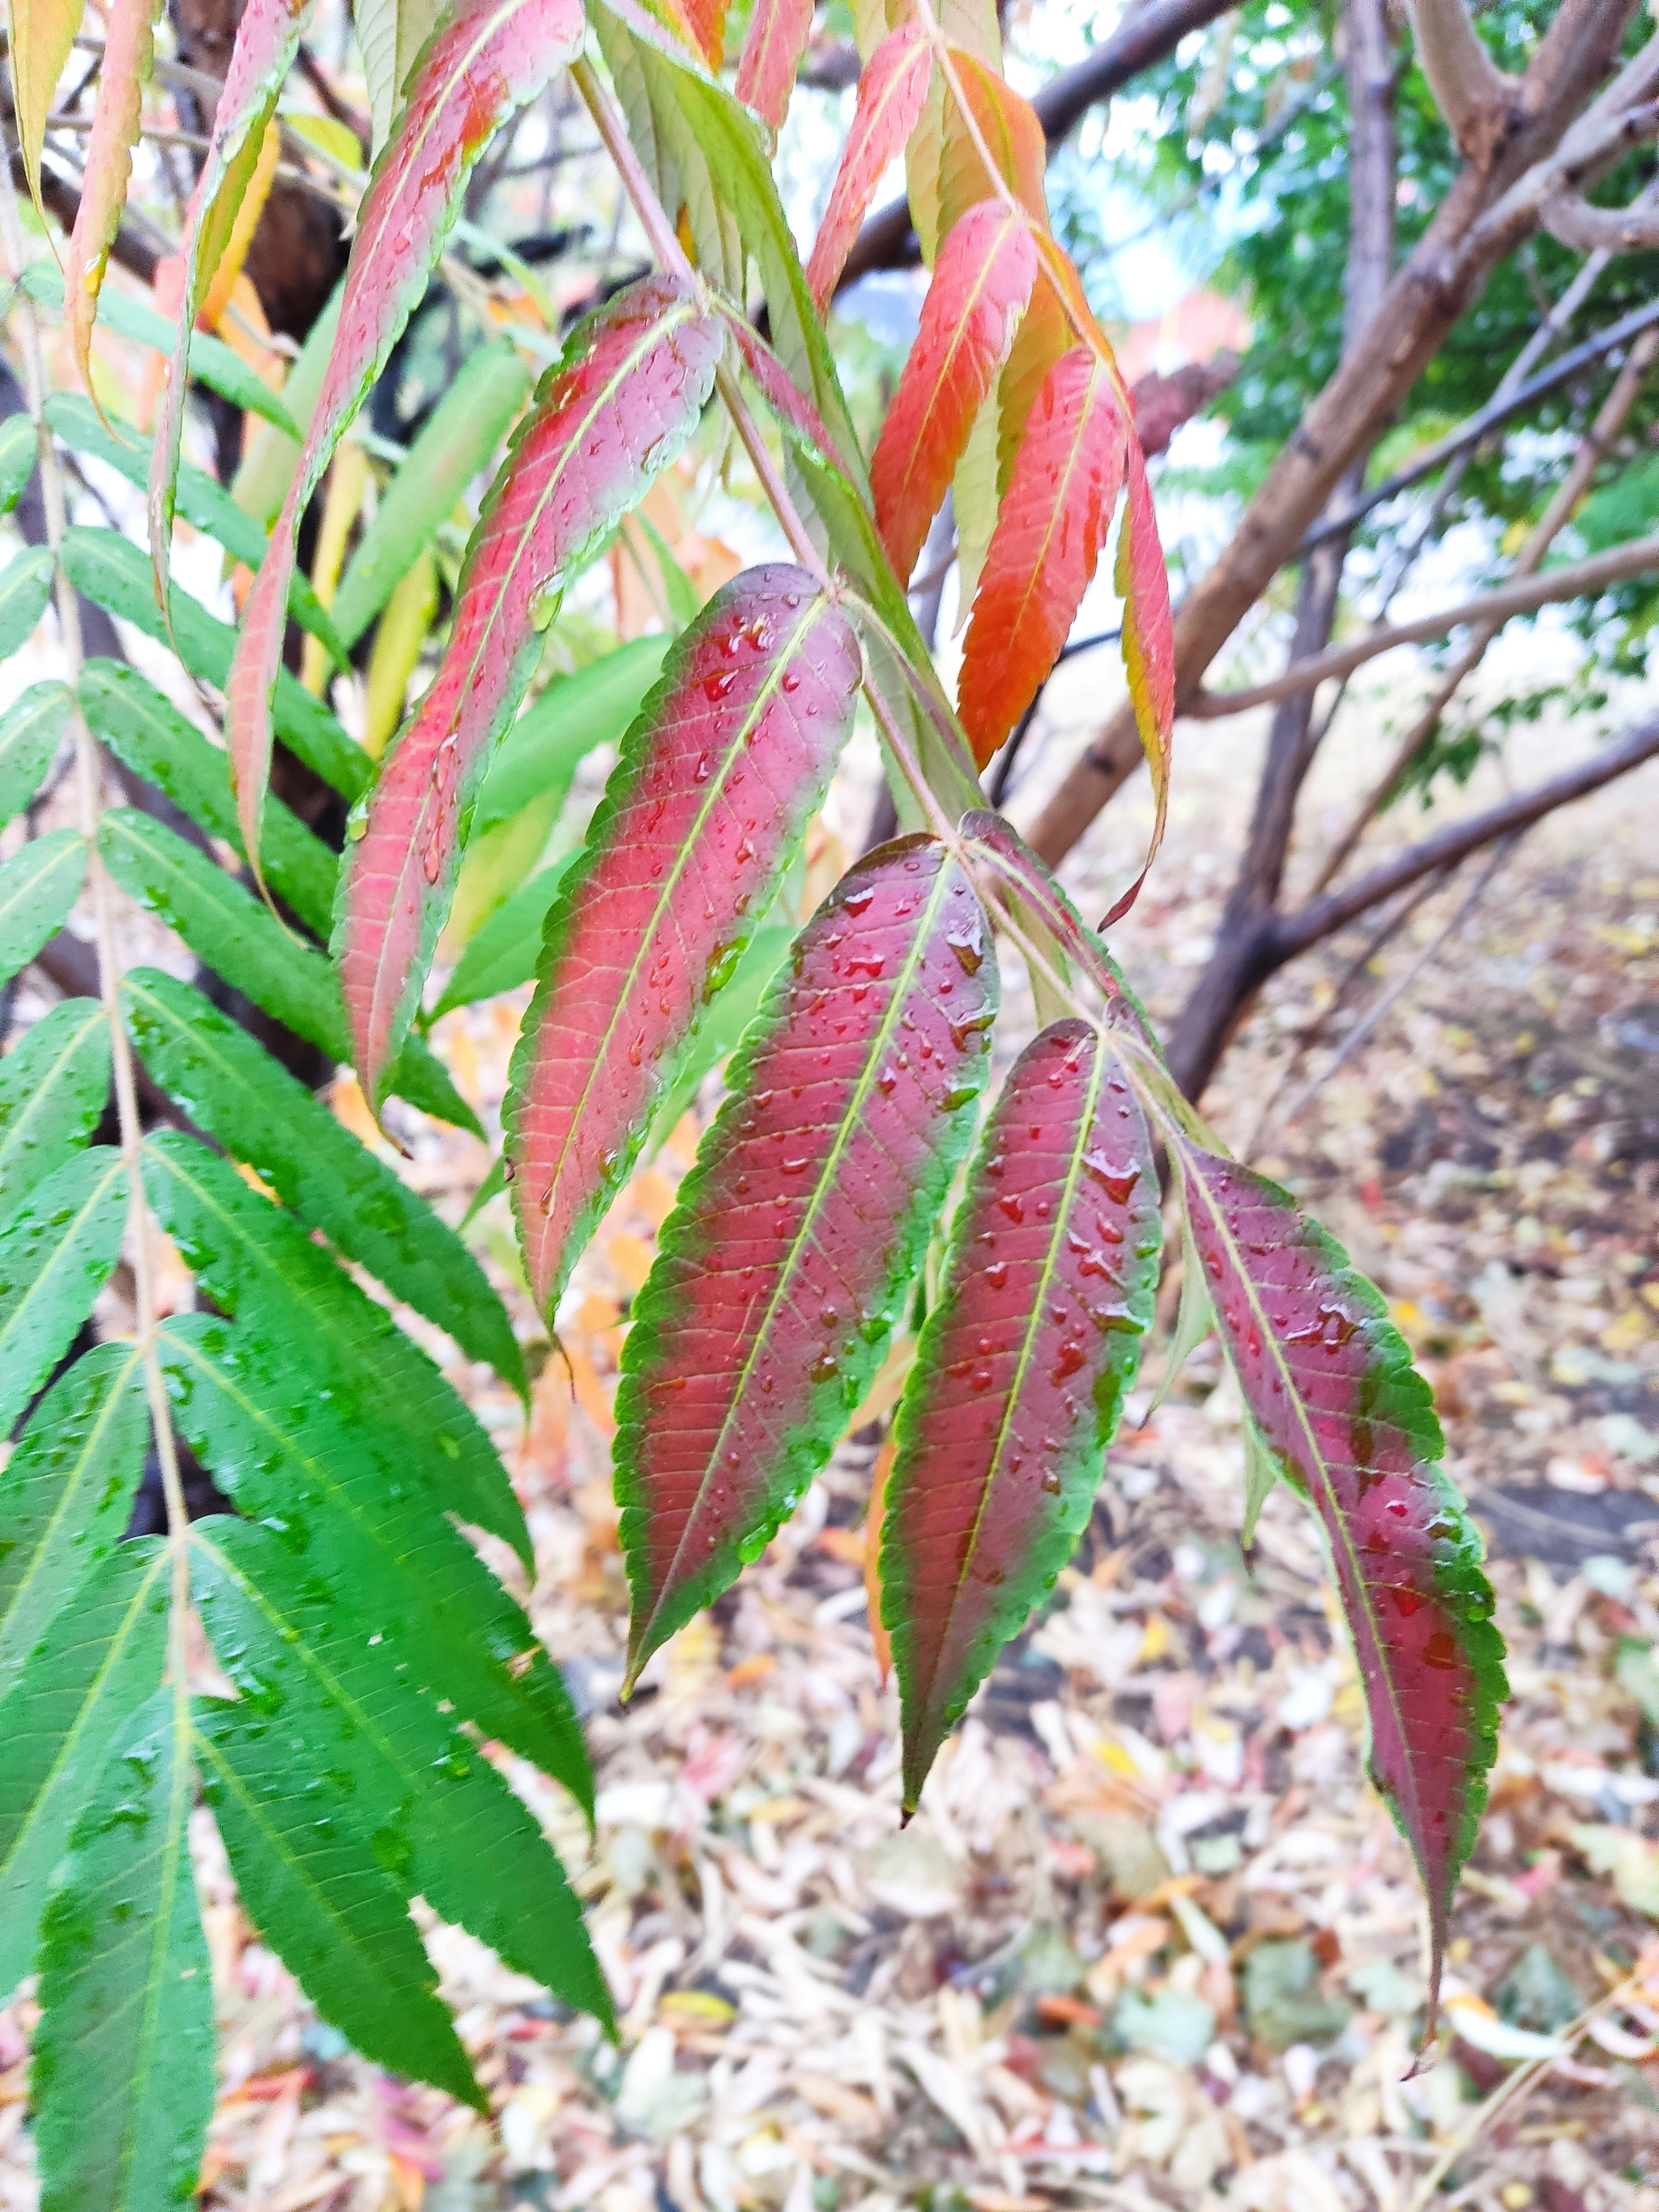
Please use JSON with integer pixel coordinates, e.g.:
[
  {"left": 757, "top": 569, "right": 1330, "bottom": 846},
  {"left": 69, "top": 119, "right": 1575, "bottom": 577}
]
[
  {"left": 870, "top": 198, "right": 1037, "bottom": 586},
  {"left": 67, "top": 0, "right": 164, "bottom": 396},
  {"left": 804, "top": 24, "right": 932, "bottom": 313},
  {"left": 936, "top": 48, "right": 1047, "bottom": 242},
  {"left": 199, "top": 118, "right": 280, "bottom": 330},
  {"left": 957, "top": 346, "right": 1128, "bottom": 768}
]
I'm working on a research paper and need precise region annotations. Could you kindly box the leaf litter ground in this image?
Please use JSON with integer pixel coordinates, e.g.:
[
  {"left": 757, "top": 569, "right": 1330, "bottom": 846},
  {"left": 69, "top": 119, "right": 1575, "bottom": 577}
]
[{"left": 0, "top": 695, "right": 1656, "bottom": 2212}]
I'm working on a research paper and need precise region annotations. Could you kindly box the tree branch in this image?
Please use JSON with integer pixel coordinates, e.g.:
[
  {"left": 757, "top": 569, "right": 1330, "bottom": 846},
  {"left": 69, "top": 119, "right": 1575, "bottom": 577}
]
[
  {"left": 1185, "top": 530, "right": 1659, "bottom": 718},
  {"left": 1405, "top": 0, "right": 1517, "bottom": 164},
  {"left": 1298, "top": 290, "right": 1659, "bottom": 552},
  {"left": 1542, "top": 185, "right": 1659, "bottom": 250},
  {"left": 833, "top": 0, "right": 1238, "bottom": 293},
  {"left": 1274, "top": 715, "right": 1659, "bottom": 957},
  {"left": 1024, "top": 0, "right": 1646, "bottom": 867}
]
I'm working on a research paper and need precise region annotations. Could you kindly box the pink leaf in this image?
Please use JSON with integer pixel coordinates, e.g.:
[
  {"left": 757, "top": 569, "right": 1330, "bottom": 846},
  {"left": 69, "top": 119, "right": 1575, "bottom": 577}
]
[
  {"left": 222, "top": 0, "right": 584, "bottom": 872},
  {"left": 735, "top": 0, "right": 814, "bottom": 132},
  {"left": 804, "top": 23, "right": 932, "bottom": 310},
  {"left": 338, "top": 275, "right": 723, "bottom": 1108},
  {"left": 1176, "top": 1140, "right": 1507, "bottom": 2013},
  {"left": 614, "top": 837, "right": 997, "bottom": 1686},
  {"left": 885, "top": 1020, "right": 1160, "bottom": 1807},
  {"left": 507, "top": 565, "right": 859, "bottom": 1315}
]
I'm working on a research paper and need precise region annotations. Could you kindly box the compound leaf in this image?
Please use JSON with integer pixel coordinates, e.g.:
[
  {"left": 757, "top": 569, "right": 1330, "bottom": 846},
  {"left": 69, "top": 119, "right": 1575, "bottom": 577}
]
[
  {"left": 32, "top": 1686, "right": 211, "bottom": 2212},
  {"left": 191, "top": 1518, "right": 608, "bottom": 2025},
  {"left": 121, "top": 968, "right": 522, "bottom": 1388},
  {"left": 0, "top": 999, "right": 111, "bottom": 1221},
  {"left": 61, "top": 527, "right": 366, "bottom": 804},
  {"left": 225, "top": 0, "right": 585, "bottom": 866},
  {"left": 871, "top": 199, "right": 1036, "bottom": 586},
  {"left": 160, "top": 1313, "right": 589, "bottom": 1813},
  {"left": 0, "top": 826, "right": 85, "bottom": 987},
  {"left": 192, "top": 1663, "right": 483, "bottom": 2109},
  {"left": 0, "top": 680, "right": 70, "bottom": 828},
  {"left": 507, "top": 566, "right": 859, "bottom": 1315},
  {"left": 616, "top": 836, "right": 997, "bottom": 1685},
  {"left": 97, "top": 809, "right": 476, "bottom": 1132},
  {"left": 0, "top": 1148, "right": 127, "bottom": 1436},
  {"left": 0, "top": 545, "right": 56, "bottom": 658},
  {"left": 884, "top": 1021, "right": 1160, "bottom": 1807},
  {"left": 79, "top": 661, "right": 336, "bottom": 940},
  {"left": 139, "top": 1131, "right": 529, "bottom": 1567},
  {"left": 0, "top": 1340, "right": 148, "bottom": 1696},
  {"left": 338, "top": 274, "right": 722, "bottom": 1108},
  {"left": 0, "top": 1539, "right": 170, "bottom": 1999},
  {"left": 1175, "top": 1140, "right": 1508, "bottom": 2007}
]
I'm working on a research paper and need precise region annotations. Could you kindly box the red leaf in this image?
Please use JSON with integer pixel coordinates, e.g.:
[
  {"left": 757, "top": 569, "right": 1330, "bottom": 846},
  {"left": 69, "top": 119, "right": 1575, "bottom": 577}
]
[
  {"left": 735, "top": 0, "right": 814, "bottom": 132},
  {"left": 339, "top": 275, "right": 723, "bottom": 1109},
  {"left": 148, "top": 0, "right": 312, "bottom": 603},
  {"left": 614, "top": 837, "right": 997, "bottom": 1686},
  {"left": 1102, "top": 433, "right": 1175, "bottom": 925},
  {"left": 885, "top": 1020, "right": 1160, "bottom": 1807},
  {"left": 222, "top": 0, "right": 583, "bottom": 871},
  {"left": 68, "top": 0, "right": 163, "bottom": 393},
  {"left": 958, "top": 347, "right": 1128, "bottom": 768},
  {"left": 1176, "top": 1140, "right": 1507, "bottom": 2008},
  {"left": 722, "top": 311, "right": 856, "bottom": 479},
  {"left": 871, "top": 199, "right": 1036, "bottom": 586},
  {"left": 679, "top": 0, "right": 727, "bottom": 66},
  {"left": 804, "top": 25, "right": 932, "bottom": 312},
  {"left": 505, "top": 565, "right": 859, "bottom": 1315}
]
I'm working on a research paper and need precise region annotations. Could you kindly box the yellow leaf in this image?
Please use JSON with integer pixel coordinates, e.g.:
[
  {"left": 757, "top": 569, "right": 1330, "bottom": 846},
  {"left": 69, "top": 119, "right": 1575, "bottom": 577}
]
[
  {"left": 200, "top": 119, "right": 281, "bottom": 329},
  {"left": 8, "top": 0, "right": 85, "bottom": 216},
  {"left": 362, "top": 548, "right": 437, "bottom": 759}
]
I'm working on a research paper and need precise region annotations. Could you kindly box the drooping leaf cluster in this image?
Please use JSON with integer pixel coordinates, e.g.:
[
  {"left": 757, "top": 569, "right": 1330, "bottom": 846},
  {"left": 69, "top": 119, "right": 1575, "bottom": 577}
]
[{"left": 0, "top": 0, "right": 1508, "bottom": 2189}]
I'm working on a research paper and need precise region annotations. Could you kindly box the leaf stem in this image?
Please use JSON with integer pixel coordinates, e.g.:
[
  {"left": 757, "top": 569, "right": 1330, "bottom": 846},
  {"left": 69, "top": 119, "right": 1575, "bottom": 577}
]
[
  {"left": 570, "top": 52, "right": 965, "bottom": 848},
  {"left": 0, "top": 162, "right": 193, "bottom": 1647}
]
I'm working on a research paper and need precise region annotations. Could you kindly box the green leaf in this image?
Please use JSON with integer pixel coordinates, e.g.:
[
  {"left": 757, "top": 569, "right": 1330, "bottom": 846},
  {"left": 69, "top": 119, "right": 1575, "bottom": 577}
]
[
  {"left": 0, "top": 545, "right": 57, "bottom": 658},
  {"left": 121, "top": 970, "right": 523, "bottom": 1389},
  {"left": 0, "top": 1539, "right": 170, "bottom": 1998},
  {"left": 192, "top": 1518, "right": 609, "bottom": 2027},
  {"left": 1148, "top": 1212, "right": 1212, "bottom": 1415},
  {"left": 160, "top": 1314, "right": 591, "bottom": 1813},
  {"left": 0, "top": 998, "right": 111, "bottom": 1220},
  {"left": 0, "top": 680, "right": 71, "bottom": 827},
  {"left": 332, "top": 338, "right": 531, "bottom": 647},
  {"left": 45, "top": 395, "right": 348, "bottom": 664},
  {"left": 79, "top": 661, "right": 337, "bottom": 940},
  {"left": 0, "top": 412, "right": 38, "bottom": 511},
  {"left": 58, "top": 527, "right": 368, "bottom": 805},
  {"left": 32, "top": 1687, "right": 213, "bottom": 2212},
  {"left": 0, "top": 1340, "right": 148, "bottom": 1694},
  {"left": 19, "top": 259, "right": 300, "bottom": 437},
  {"left": 230, "top": 283, "right": 344, "bottom": 532},
  {"left": 473, "top": 634, "right": 669, "bottom": 836},
  {"left": 96, "top": 810, "right": 477, "bottom": 1132},
  {"left": 0, "top": 1148, "right": 128, "bottom": 1436},
  {"left": 192, "top": 1669, "right": 484, "bottom": 2109},
  {"left": 432, "top": 853, "right": 577, "bottom": 1014},
  {"left": 140, "top": 1131, "right": 530, "bottom": 1567},
  {"left": 0, "top": 825, "right": 87, "bottom": 985}
]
